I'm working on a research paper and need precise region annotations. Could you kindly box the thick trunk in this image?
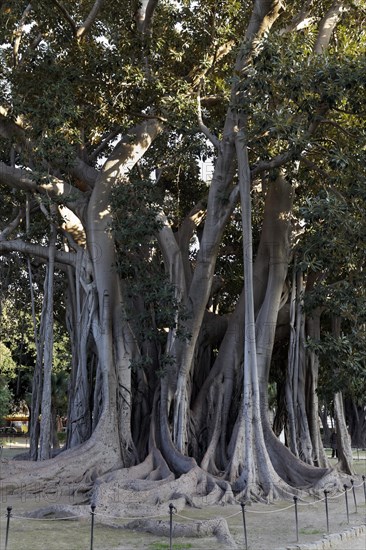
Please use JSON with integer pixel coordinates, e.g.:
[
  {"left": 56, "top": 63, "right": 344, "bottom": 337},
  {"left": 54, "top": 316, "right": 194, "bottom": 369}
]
[
  {"left": 345, "top": 399, "right": 366, "bottom": 448},
  {"left": 331, "top": 317, "right": 354, "bottom": 474},
  {"left": 170, "top": 0, "right": 285, "bottom": 458},
  {"left": 334, "top": 392, "right": 355, "bottom": 475},
  {"left": 286, "top": 271, "right": 314, "bottom": 464},
  {"left": 28, "top": 258, "right": 43, "bottom": 460},
  {"left": 306, "top": 313, "right": 329, "bottom": 468}
]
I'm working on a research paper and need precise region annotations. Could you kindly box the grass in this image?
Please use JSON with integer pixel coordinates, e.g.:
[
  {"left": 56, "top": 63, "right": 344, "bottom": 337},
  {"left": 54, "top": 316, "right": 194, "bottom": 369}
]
[
  {"left": 150, "top": 543, "right": 193, "bottom": 549},
  {"left": 299, "top": 528, "right": 323, "bottom": 535}
]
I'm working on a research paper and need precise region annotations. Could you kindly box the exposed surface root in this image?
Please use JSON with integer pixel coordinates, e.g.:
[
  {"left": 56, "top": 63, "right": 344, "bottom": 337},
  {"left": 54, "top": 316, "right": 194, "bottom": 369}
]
[
  {"left": 0, "top": 428, "right": 122, "bottom": 495},
  {"left": 21, "top": 504, "right": 90, "bottom": 519},
  {"left": 106, "top": 517, "right": 238, "bottom": 548},
  {"left": 93, "top": 453, "right": 236, "bottom": 516}
]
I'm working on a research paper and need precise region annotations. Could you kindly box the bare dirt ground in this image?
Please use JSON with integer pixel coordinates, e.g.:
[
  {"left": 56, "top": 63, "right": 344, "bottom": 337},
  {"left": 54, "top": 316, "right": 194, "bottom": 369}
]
[{"left": 1, "top": 440, "right": 365, "bottom": 550}]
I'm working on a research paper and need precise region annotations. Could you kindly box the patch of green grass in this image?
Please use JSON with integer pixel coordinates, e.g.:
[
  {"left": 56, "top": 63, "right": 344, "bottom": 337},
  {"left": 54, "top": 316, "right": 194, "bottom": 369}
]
[
  {"left": 299, "top": 528, "right": 323, "bottom": 535},
  {"left": 150, "top": 543, "right": 193, "bottom": 549}
]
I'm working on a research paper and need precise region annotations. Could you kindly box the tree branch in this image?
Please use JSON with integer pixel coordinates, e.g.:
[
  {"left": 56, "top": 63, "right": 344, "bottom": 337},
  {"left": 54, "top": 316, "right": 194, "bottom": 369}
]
[
  {"left": 12, "top": 4, "right": 32, "bottom": 66},
  {"left": 314, "top": 1, "right": 346, "bottom": 54},
  {"left": 188, "top": 41, "right": 235, "bottom": 89},
  {"left": 76, "top": 0, "right": 106, "bottom": 39},
  {"left": 197, "top": 85, "right": 220, "bottom": 149},
  {"left": 0, "top": 209, "right": 25, "bottom": 241},
  {"left": 0, "top": 110, "right": 97, "bottom": 189},
  {"left": 50, "top": 0, "right": 77, "bottom": 36},
  {"left": 0, "top": 162, "right": 85, "bottom": 212},
  {"left": 0, "top": 239, "right": 75, "bottom": 267},
  {"left": 135, "top": 0, "right": 159, "bottom": 37},
  {"left": 279, "top": 1, "right": 315, "bottom": 35},
  {"left": 89, "top": 127, "right": 123, "bottom": 162}
]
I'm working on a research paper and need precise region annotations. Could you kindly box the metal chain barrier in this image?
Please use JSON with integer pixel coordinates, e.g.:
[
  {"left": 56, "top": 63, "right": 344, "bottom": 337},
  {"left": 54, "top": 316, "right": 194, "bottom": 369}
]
[{"left": 2, "top": 478, "right": 365, "bottom": 550}]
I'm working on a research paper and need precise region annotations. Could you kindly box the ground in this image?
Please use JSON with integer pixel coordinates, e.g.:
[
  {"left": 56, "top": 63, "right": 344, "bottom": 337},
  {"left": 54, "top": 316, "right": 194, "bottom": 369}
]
[{"left": 0, "top": 439, "right": 365, "bottom": 550}]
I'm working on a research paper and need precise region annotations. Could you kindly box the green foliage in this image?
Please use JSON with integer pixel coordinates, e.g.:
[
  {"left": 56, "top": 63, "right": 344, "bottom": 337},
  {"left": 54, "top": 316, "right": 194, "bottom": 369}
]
[
  {"left": 0, "top": 342, "right": 18, "bottom": 379},
  {"left": 308, "top": 331, "right": 366, "bottom": 401},
  {"left": 111, "top": 175, "right": 191, "bottom": 368},
  {"left": 1, "top": 0, "right": 366, "bottom": 458},
  {"left": 0, "top": 376, "right": 13, "bottom": 422}
]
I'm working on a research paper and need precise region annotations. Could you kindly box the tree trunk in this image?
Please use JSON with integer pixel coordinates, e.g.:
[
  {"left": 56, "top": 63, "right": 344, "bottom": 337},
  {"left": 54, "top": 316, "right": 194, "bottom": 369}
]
[
  {"left": 334, "top": 392, "right": 354, "bottom": 475},
  {"left": 38, "top": 217, "right": 56, "bottom": 460}
]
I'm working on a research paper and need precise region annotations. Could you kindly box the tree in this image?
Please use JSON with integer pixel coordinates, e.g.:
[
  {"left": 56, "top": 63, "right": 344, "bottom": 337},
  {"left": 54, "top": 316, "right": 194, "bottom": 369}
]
[{"left": 0, "top": 0, "right": 365, "bottom": 520}]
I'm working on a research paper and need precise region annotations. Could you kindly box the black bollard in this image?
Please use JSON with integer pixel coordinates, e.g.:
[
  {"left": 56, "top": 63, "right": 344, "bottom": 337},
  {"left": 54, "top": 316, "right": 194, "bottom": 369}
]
[
  {"left": 5, "top": 506, "right": 12, "bottom": 550},
  {"left": 343, "top": 485, "right": 350, "bottom": 524},
  {"left": 362, "top": 475, "right": 366, "bottom": 505},
  {"left": 350, "top": 479, "right": 357, "bottom": 513},
  {"left": 240, "top": 502, "right": 248, "bottom": 550},
  {"left": 324, "top": 490, "right": 329, "bottom": 534},
  {"left": 293, "top": 496, "right": 299, "bottom": 543},
  {"left": 90, "top": 504, "right": 96, "bottom": 550},
  {"left": 169, "top": 503, "right": 176, "bottom": 550}
]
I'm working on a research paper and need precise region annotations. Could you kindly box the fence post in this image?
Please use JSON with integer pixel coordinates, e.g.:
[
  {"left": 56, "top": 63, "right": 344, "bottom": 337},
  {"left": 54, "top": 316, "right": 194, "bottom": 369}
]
[
  {"left": 343, "top": 485, "right": 349, "bottom": 524},
  {"left": 90, "top": 504, "right": 96, "bottom": 550},
  {"left": 293, "top": 496, "right": 299, "bottom": 542},
  {"left": 240, "top": 502, "right": 248, "bottom": 550},
  {"left": 362, "top": 475, "right": 366, "bottom": 505},
  {"left": 5, "top": 506, "right": 12, "bottom": 550},
  {"left": 324, "top": 490, "right": 329, "bottom": 534},
  {"left": 169, "top": 503, "right": 176, "bottom": 550},
  {"left": 351, "top": 479, "right": 357, "bottom": 513}
]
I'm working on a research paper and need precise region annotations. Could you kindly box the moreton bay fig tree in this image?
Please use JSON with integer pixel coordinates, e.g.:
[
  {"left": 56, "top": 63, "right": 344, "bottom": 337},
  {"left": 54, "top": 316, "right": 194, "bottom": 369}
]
[{"left": 0, "top": 0, "right": 365, "bottom": 526}]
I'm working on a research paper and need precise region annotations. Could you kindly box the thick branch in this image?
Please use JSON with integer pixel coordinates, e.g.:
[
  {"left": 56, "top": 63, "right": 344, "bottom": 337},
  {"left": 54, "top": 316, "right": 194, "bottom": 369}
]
[
  {"left": 188, "top": 41, "right": 235, "bottom": 89},
  {"left": 197, "top": 86, "right": 220, "bottom": 149},
  {"left": 50, "top": 0, "right": 77, "bottom": 36},
  {"left": 12, "top": 4, "right": 32, "bottom": 66},
  {"left": 244, "top": 0, "right": 283, "bottom": 51},
  {"left": 0, "top": 209, "right": 24, "bottom": 241},
  {"left": 135, "top": 0, "right": 159, "bottom": 36},
  {"left": 314, "top": 1, "right": 345, "bottom": 54},
  {"left": 0, "top": 112, "right": 97, "bottom": 189},
  {"left": 279, "top": 1, "right": 315, "bottom": 35},
  {"left": 0, "top": 239, "right": 75, "bottom": 267},
  {"left": 0, "top": 163, "right": 84, "bottom": 207},
  {"left": 76, "top": 0, "right": 106, "bottom": 39}
]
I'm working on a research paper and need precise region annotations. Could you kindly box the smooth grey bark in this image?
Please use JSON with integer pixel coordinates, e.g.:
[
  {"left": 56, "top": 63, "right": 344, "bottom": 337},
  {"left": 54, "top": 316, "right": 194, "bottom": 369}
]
[
  {"left": 170, "top": 0, "right": 284, "bottom": 458},
  {"left": 334, "top": 392, "right": 355, "bottom": 475},
  {"left": 331, "top": 316, "right": 354, "bottom": 475},
  {"left": 306, "top": 311, "right": 329, "bottom": 468},
  {"left": 314, "top": 1, "right": 346, "bottom": 54},
  {"left": 38, "top": 215, "right": 57, "bottom": 460}
]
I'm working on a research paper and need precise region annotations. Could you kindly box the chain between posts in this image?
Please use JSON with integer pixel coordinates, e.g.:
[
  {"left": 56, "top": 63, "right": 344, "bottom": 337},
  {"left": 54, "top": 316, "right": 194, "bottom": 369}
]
[{"left": 3, "top": 479, "right": 365, "bottom": 549}]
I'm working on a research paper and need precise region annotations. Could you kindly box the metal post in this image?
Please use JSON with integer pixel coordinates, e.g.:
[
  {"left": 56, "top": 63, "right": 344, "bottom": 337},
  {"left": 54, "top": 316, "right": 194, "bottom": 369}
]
[
  {"left": 241, "top": 502, "right": 248, "bottom": 550},
  {"left": 293, "top": 496, "right": 299, "bottom": 543},
  {"left": 90, "top": 504, "right": 96, "bottom": 550},
  {"left": 343, "top": 485, "right": 349, "bottom": 524},
  {"left": 169, "top": 503, "right": 176, "bottom": 550},
  {"left": 5, "top": 506, "right": 12, "bottom": 550},
  {"left": 362, "top": 475, "right": 366, "bottom": 505},
  {"left": 351, "top": 479, "right": 357, "bottom": 513},
  {"left": 324, "top": 490, "right": 329, "bottom": 534}
]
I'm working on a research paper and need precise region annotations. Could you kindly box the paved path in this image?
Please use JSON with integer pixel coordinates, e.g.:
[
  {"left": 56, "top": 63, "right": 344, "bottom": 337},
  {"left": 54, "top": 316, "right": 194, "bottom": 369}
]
[{"left": 333, "top": 532, "right": 366, "bottom": 549}]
